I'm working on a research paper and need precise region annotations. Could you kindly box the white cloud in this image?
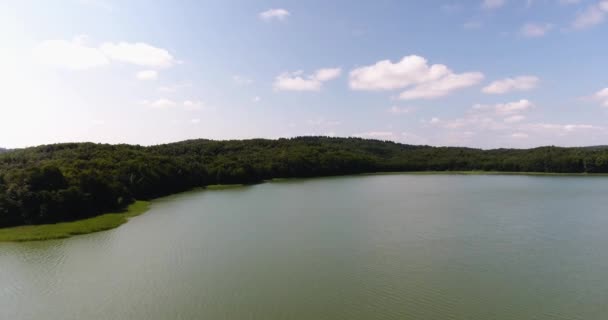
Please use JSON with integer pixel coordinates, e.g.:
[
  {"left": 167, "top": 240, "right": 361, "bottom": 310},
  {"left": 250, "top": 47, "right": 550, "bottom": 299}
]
[
  {"left": 594, "top": 88, "right": 608, "bottom": 107},
  {"left": 572, "top": 1, "right": 608, "bottom": 29},
  {"left": 274, "top": 72, "right": 321, "bottom": 91},
  {"left": 388, "top": 106, "right": 414, "bottom": 114},
  {"left": 473, "top": 99, "right": 534, "bottom": 115},
  {"left": 504, "top": 115, "right": 526, "bottom": 123},
  {"left": 274, "top": 68, "right": 341, "bottom": 92},
  {"left": 34, "top": 37, "right": 177, "bottom": 70},
  {"left": 482, "top": 0, "right": 506, "bottom": 9},
  {"left": 136, "top": 70, "right": 158, "bottom": 81},
  {"left": 100, "top": 42, "right": 176, "bottom": 68},
  {"left": 141, "top": 99, "right": 177, "bottom": 109},
  {"left": 259, "top": 8, "right": 290, "bottom": 21},
  {"left": 33, "top": 37, "right": 109, "bottom": 70},
  {"left": 524, "top": 123, "right": 601, "bottom": 135},
  {"left": 429, "top": 100, "right": 533, "bottom": 135},
  {"left": 252, "top": 96, "right": 261, "bottom": 103},
  {"left": 190, "top": 118, "right": 201, "bottom": 124},
  {"left": 521, "top": 23, "right": 553, "bottom": 37},
  {"left": 349, "top": 55, "right": 483, "bottom": 100},
  {"left": 399, "top": 72, "right": 484, "bottom": 100},
  {"left": 482, "top": 76, "right": 540, "bottom": 94},
  {"left": 314, "top": 68, "right": 342, "bottom": 81},
  {"left": 350, "top": 56, "right": 449, "bottom": 90}
]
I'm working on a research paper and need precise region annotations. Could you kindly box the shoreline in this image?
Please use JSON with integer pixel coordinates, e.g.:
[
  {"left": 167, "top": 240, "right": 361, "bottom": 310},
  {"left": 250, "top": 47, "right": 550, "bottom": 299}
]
[
  {"left": 2, "top": 171, "right": 607, "bottom": 242},
  {"left": 0, "top": 201, "right": 150, "bottom": 242}
]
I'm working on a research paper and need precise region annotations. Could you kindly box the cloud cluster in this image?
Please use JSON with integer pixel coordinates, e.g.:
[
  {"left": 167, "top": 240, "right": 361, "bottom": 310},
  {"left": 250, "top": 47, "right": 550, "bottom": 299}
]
[
  {"left": 472, "top": 99, "right": 534, "bottom": 116},
  {"left": 349, "top": 55, "right": 484, "bottom": 100},
  {"left": 427, "top": 98, "right": 602, "bottom": 145},
  {"left": 572, "top": 0, "right": 608, "bottom": 29},
  {"left": 33, "top": 37, "right": 177, "bottom": 70},
  {"left": 259, "top": 8, "right": 290, "bottom": 21},
  {"left": 594, "top": 88, "right": 608, "bottom": 107},
  {"left": 33, "top": 38, "right": 109, "bottom": 70},
  {"left": 482, "top": 76, "right": 539, "bottom": 94},
  {"left": 274, "top": 68, "right": 341, "bottom": 91}
]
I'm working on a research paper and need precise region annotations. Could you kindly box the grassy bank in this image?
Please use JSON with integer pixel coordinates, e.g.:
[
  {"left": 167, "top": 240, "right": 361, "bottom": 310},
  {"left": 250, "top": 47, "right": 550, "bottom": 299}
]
[
  {"left": 0, "top": 201, "right": 150, "bottom": 242},
  {"left": 205, "top": 184, "right": 245, "bottom": 190}
]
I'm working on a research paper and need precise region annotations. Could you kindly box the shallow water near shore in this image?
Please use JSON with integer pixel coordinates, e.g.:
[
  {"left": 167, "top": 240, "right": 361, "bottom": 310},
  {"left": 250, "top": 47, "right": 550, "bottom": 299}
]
[{"left": 1, "top": 174, "right": 608, "bottom": 319}]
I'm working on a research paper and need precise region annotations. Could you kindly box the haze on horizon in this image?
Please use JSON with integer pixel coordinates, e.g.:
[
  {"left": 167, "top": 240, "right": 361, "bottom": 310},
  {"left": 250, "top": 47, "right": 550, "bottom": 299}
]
[{"left": 1, "top": 0, "right": 608, "bottom": 149}]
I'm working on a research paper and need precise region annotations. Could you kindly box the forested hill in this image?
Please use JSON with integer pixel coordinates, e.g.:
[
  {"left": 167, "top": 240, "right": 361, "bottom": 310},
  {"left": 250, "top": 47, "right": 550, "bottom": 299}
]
[{"left": 2, "top": 136, "right": 608, "bottom": 227}]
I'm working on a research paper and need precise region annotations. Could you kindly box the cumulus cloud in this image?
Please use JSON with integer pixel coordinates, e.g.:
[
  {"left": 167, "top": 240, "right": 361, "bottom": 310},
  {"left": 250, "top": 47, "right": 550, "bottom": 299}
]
[
  {"left": 429, "top": 100, "right": 533, "bottom": 135},
  {"left": 482, "top": 0, "right": 506, "bottom": 9},
  {"left": 100, "top": 42, "right": 176, "bottom": 68},
  {"left": 349, "top": 55, "right": 483, "bottom": 100},
  {"left": 572, "top": 1, "right": 608, "bottom": 29},
  {"left": 274, "top": 68, "right": 341, "bottom": 91},
  {"left": 399, "top": 72, "right": 485, "bottom": 100},
  {"left": 314, "top": 68, "right": 342, "bottom": 81},
  {"left": 136, "top": 70, "right": 158, "bottom": 81},
  {"left": 34, "top": 37, "right": 177, "bottom": 70},
  {"left": 524, "top": 123, "right": 601, "bottom": 135},
  {"left": 482, "top": 76, "right": 539, "bottom": 94},
  {"left": 520, "top": 23, "right": 553, "bottom": 37},
  {"left": 33, "top": 37, "right": 110, "bottom": 70},
  {"left": 473, "top": 99, "right": 534, "bottom": 115},
  {"left": 259, "top": 8, "right": 290, "bottom": 21},
  {"left": 594, "top": 88, "right": 608, "bottom": 107}
]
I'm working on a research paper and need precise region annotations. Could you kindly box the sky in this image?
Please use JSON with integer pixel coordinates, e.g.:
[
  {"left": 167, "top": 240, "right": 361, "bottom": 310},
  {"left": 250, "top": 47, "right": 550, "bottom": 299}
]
[{"left": 1, "top": 0, "right": 608, "bottom": 149}]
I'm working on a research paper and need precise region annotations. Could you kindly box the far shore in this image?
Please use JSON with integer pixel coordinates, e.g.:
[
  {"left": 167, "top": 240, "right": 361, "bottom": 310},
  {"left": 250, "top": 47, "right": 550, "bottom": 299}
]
[{"left": 2, "top": 172, "right": 607, "bottom": 242}]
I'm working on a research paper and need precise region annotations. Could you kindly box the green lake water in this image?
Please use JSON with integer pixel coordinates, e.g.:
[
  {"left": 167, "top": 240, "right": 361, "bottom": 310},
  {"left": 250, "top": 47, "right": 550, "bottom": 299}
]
[{"left": 1, "top": 174, "right": 608, "bottom": 319}]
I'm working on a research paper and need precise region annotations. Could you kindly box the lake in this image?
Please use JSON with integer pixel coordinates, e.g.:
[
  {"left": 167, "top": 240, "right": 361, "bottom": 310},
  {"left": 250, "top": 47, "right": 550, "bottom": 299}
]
[{"left": 1, "top": 174, "right": 608, "bottom": 319}]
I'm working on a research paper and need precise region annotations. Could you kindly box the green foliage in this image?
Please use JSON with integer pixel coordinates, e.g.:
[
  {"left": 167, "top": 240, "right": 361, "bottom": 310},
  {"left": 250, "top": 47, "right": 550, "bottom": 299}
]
[
  {"left": 0, "top": 201, "right": 149, "bottom": 242},
  {"left": 1, "top": 137, "right": 608, "bottom": 228}
]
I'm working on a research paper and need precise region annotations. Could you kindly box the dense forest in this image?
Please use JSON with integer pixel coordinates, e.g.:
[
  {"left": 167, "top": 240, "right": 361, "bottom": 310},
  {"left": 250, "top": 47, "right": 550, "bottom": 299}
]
[{"left": 2, "top": 137, "right": 608, "bottom": 227}]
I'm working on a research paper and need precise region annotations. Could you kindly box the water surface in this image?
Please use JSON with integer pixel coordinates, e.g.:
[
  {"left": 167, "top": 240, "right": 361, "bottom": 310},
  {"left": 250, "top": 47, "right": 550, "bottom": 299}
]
[{"left": 2, "top": 174, "right": 608, "bottom": 319}]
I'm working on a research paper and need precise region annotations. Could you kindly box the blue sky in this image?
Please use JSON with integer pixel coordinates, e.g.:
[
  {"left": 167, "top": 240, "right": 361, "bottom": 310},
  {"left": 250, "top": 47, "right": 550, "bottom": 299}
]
[{"left": 1, "top": 0, "right": 608, "bottom": 149}]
